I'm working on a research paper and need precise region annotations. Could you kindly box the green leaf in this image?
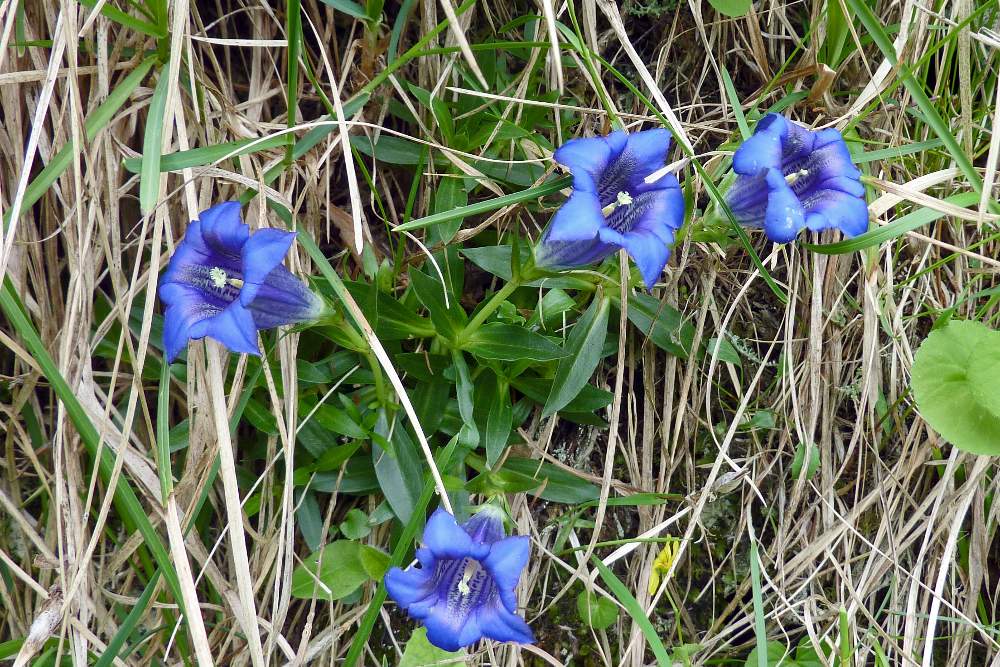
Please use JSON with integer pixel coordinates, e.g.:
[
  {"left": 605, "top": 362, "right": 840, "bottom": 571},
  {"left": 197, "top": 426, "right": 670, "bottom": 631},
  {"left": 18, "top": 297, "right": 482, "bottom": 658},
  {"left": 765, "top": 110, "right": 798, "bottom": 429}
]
[
  {"left": 372, "top": 414, "right": 422, "bottom": 525},
  {"left": 805, "top": 192, "right": 979, "bottom": 255},
  {"left": 410, "top": 268, "right": 467, "bottom": 340},
  {"left": 399, "top": 628, "right": 465, "bottom": 666},
  {"left": 451, "top": 350, "right": 480, "bottom": 448},
  {"left": 429, "top": 176, "right": 468, "bottom": 244},
  {"left": 313, "top": 404, "right": 368, "bottom": 439},
  {"left": 482, "top": 375, "right": 513, "bottom": 467},
  {"left": 397, "top": 177, "right": 571, "bottom": 232},
  {"left": 123, "top": 135, "right": 289, "bottom": 174},
  {"left": 339, "top": 509, "right": 372, "bottom": 540},
  {"left": 351, "top": 133, "right": 429, "bottom": 165},
  {"left": 497, "top": 456, "right": 599, "bottom": 504},
  {"left": 791, "top": 442, "right": 820, "bottom": 481},
  {"left": 344, "top": 280, "right": 435, "bottom": 340},
  {"left": 911, "top": 320, "right": 1000, "bottom": 455},
  {"left": 513, "top": 376, "right": 613, "bottom": 413},
  {"left": 463, "top": 323, "right": 567, "bottom": 362},
  {"left": 707, "top": 0, "right": 751, "bottom": 17},
  {"left": 291, "top": 541, "right": 390, "bottom": 601},
  {"left": 78, "top": 0, "right": 166, "bottom": 36},
  {"left": 461, "top": 244, "right": 592, "bottom": 290},
  {"left": 543, "top": 295, "right": 611, "bottom": 416},
  {"left": 707, "top": 337, "right": 742, "bottom": 366},
  {"left": 318, "top": 0, "right": 370, "bottom": 20},
  {"left": 745, "top": 641, "right": 792, "bottom": 667},
  {"left": 139, "top": 71, "right": 170, "bottom": 215},
  {"left": 576, "top": 590, "right": 619, "bottom": 630},
  {"left": 626, "top": 293, "right": 694, "bottom": 358}
]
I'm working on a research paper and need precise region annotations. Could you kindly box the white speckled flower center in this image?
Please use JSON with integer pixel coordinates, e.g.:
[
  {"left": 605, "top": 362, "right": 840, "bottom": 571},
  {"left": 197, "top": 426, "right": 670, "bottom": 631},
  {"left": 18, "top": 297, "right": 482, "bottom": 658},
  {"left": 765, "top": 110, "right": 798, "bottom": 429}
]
[{"left": 209, "top": 266, "right": 228, "bottom": 288}]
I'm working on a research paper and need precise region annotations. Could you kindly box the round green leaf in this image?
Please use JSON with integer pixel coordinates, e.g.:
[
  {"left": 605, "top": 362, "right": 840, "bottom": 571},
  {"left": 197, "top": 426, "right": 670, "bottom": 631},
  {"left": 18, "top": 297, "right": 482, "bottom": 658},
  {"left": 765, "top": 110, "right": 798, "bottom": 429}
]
[
  {"left": 291, "top": 540, "right": 389, "bottom": 601},
  {"left": 708, "top": 0, "right": 752, "bottom": 18},
  {"left": 911, "top": 320, "right": 1000, "bottom": 455},
  {"left": 576, "top": 590, "right": 619, "bottom": 630}
]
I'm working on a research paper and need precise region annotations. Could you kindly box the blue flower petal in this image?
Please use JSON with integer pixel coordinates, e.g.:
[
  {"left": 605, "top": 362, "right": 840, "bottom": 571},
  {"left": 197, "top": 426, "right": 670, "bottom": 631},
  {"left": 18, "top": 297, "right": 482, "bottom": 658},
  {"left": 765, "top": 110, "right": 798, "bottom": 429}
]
[
  {"left": 810, "top": 129, "right": 861, "bottom": 180},
  {"left": 422, "top": 604, "right": 482, "bottom": 652},
  {"left": 479, "top": 602, "right": 535, "bottom": 646},
  {"left": 384, "top": 566, "right": 435, "bottom": 609},
  {"left": 194, "top": 301, "right": 260, "bottom": 356},
  {"left": 733, "top": 114, "right": 787, "bottom": 176},
  {"left": 160, "top": 283, "right": 220, "bottom": 362},
  {"left": 533, "top": 237, "right": 616, "bottom": 271},
  {"left": 599, "top": 185, "right": 682, "bottom": 288},
  {"left": 462, "top": 506, "right": 506, "bottom": 544},
  {"left": 554, "top": 134, "right": 621, "bottom": 194},
  {"left": 763, "top": 168, "right": 806, "bottom": 243},
  {"left": 239, "top": 228, "right": 296, "bottom": 305},
  {"left": 813, "top": 175, "right": 866, "bottom": 198},
  {"left": 483, "top": 535, "right": 530, "bottom": 612},
  {"left": 623, "top": 128, "right": 672, "bottom": 184},
  {"left": 543, "top": 190, "right": 605, "bottom": 242},
  {"left": 199, "top": 202, "right": 248, "bottom": 255},
  {"left": 803, "top": 189, "right": 870, "bottom": 237},
  {"left": 600, "top": 226, "right": 671, "bottom": 289},
  {"left": 422, "top": 509, "right": 474, "bottom": 559}
]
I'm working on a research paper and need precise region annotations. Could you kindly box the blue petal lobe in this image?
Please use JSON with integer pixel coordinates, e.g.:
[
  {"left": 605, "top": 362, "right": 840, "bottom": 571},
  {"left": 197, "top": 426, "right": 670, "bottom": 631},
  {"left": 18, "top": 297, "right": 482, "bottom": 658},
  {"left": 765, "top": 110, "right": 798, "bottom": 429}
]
[
  {"left": 240, "top": 228, "right": 296, "bottom": 305},
  {"left": 813, "top": 175, "right": 866, "bottom": 198},
  {"left": 554, "top": 135, "right": 616, "bottom": 194},
  {"left": 422, "top": 510, "right": 474, "bottom": 559},
  {"left": 159, "top": 283, "right": 221, "bottom": 362},
  {"left": 803, "top": 190, "right": 870, "bottom": 237},
  {"left": 533, "top": 237, "right": 616, "bottom": 270},
  {"left": 605, "top": 228, "right": 670, "bottom": 289},
  {"left": 543, "top": 190, "right": 605, "bottom": 243},
  {"left": 422, "top": 605, "right": 480, "bottom": 652},
  {"left": 623, "top": 128, "right": 672, "bottom": 183},
  {"left": 384, "top": 566, "right": 435, "bottom": 609},
  {"left": 479, "top": 602, "right": 535, "bottom": 645},
  {"left": 733, "top": 114, "right": 786, "bottom": 175},
  {"left": 462, "top": 507, "right": 506, "bottom": 544},
  {"left": 763, "top": 168, "right": 805, "bottom": 243},
  {"left": 199, "top": 202, "right": 248, "bottom": 255},
  {"left": 484, "top": 535, "right": 530, "bottom": 612},
  {"left": 810, "top": 129, "right": 861, "bottom": 180},
  {"left": 198, "top": 301, "right": 260, "bottom": 356}
]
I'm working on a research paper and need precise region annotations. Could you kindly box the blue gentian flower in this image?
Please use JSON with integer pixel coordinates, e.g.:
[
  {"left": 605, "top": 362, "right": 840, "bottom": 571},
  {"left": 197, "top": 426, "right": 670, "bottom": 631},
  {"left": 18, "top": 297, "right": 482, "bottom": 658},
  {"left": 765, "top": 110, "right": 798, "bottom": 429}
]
[
  {"left": 159, "top": 202, "right": 323, "bottom": 362},
  {"left": 725, "top": 113, "right": 869, "bottom": 243},
  {"left": 534, "top": 129, "right": 685, "bottom": 289},
  {"left": 384, "top": 506, "right": 534, "bottom": 652}
]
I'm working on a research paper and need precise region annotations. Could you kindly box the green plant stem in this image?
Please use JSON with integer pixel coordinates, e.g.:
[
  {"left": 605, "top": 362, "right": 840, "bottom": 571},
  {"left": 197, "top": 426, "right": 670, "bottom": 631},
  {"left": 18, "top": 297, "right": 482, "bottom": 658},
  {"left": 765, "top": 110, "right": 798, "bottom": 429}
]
[
  {"left": 364, "top": 350, "right": 388, "bottom": 405},
  {"left": 459, "top": 278, "right": 521, "bottom": 342}
]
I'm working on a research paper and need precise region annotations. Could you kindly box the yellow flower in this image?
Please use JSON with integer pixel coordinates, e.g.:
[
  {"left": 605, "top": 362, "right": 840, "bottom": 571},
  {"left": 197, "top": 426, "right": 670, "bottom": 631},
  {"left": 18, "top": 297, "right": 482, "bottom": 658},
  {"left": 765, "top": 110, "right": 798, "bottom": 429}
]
[{"left": 648, "top": 539, "right": 681, "bottom": 596}]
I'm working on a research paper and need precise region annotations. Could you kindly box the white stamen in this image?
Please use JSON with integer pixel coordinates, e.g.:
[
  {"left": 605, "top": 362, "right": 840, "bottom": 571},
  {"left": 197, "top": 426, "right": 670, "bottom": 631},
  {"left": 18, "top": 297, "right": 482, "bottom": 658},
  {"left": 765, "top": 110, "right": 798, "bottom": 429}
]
[
  {"left": 601, "top": 191, "right": 634, "bottom": 217},
  {"left": 457, "top": 560, "right": 478, "bottom": 596},
  {"left": 209, "top": 267, "right": 228, "bottom": 288},
  {"left": 785, "top": 168, "right": 809, "bottom": 185},
  {"left": 643, "top": 157, "right": 689, "bottom": 184}
]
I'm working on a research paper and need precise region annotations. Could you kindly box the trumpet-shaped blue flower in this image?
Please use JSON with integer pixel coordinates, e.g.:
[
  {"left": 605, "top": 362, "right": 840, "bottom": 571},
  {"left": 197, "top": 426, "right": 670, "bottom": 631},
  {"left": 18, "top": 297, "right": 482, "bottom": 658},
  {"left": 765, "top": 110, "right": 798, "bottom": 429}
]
[
  {"left": 159, "top": 202, "right": 323, "bottom": 362},
  {"left": 384, "top": 506, "right": 534, "bottom": 652},
  {"left": 725, "top": 113, "right": 869, "bottom": 243},
  {"left": 534, "top": 129, "right": 685, "bottom": 289}
]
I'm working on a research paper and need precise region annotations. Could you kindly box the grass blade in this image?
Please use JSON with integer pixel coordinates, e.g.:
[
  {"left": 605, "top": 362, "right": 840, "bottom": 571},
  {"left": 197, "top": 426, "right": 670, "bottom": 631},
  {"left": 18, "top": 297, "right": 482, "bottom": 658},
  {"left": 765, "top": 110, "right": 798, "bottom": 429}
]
[
  {"left": 2, "top": 57, "right": 156, "bottom": 232},
  {"left": 0, "top": 280, "right": 182, "bottom": 604},
  {"left": 139, "top": 69, "right": 170, "bottom": 215},
  {"left": 591, "top": 557, "right": 672, "bottom": 666}
]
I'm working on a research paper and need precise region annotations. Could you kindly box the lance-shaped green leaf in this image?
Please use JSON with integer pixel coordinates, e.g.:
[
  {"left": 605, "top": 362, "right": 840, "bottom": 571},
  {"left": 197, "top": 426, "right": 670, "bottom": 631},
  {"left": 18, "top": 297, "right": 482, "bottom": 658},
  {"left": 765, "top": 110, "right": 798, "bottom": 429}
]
[{"left": 543, "top": 295, "right": 611, "bottom": 417}]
